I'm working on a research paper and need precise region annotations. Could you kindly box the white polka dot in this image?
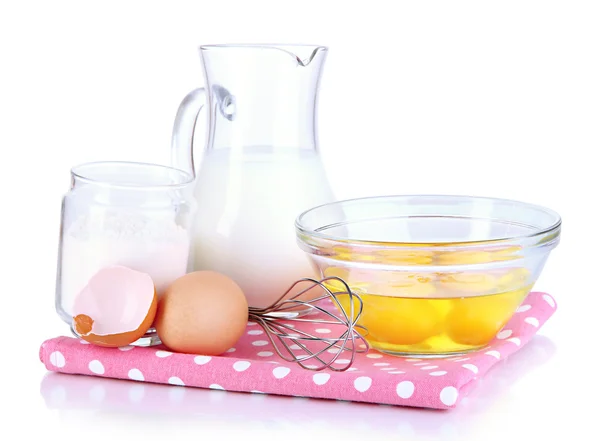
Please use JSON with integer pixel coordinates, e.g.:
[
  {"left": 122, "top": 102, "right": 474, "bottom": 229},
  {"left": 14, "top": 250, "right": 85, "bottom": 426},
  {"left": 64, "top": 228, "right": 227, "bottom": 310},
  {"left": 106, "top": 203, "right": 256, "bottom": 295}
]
[
  {"left": 388, "top": 371, "right": 405, "bottom": 374},
  {"left": 333, "top": 359, "right": 351, "bottom": 364},
  {"left": 226, "top": 347, "right": 236, "bottom": 353},
  {"left": 366, "top": 353, "right": 383, "bottom": 359},
  {"left": 440, "top": 386, "right": 459, "bottom": 406},
  {"left": 49, "top": 351, "right": 65, "bottom": 368},
  {"left": 381, "top": 367, "right": 396, "bottom": 371},
  {"left": 155, "top": 350, "right": 172, "bottom": 358},
  {"left": 507, "top": 337, "right": 521, "bottom": 345},
  {"left": 247, "top": 322, "right": 258, "bottom": 326},
  {"left": 209, "top": 384, "right": 224, "bottom": 390},
  {"left": 233, "top": 361, "right": 251, "bottom": 372},
  {"left": 525, "top": 317, "right": 539, "bottom": 327},
  {"left": 327, "top": 348, "right": 339, "bottom": 354},
  {"left": 543, "top": 294, "right": 556, "bottom": 308},
  {"left": 194, "top": 356, "right": 212, "bottom": 365},
  {"left": 359, "top": 344, "right": 367, "bottom": 349},
  {"left": 496, "top": 329, "right": 512, "bottom": 340},
  {"left": 128, "top": 368, "right": 144, "bottom": 381},
  {"left": 353, "top": 376, "right": 372, "bottom": 392},
  {"left": 248, "top": 330, "right": 263, "bottom": 335},
  {"left": 485, "top": 350, "right": 501, "bottom": 359},
  {"left": 273, "top": 367, "right": 291, "bottom": 379},
  {"left": 462, "top": 364, "right": 478, "bottom": 374},
  {"left": 452, "top": 357, "right": 470, "bottom": 362},
  {"left": 290, "top": 345, "right": 302, "bottom": 350},
  {"left": 396, "top": 381, "right": 415, "bottom": 399},
  {"left": 252, "top": 340, "right": 269, "bottom": 346},
  {"left": 257, "top": 351, "right": 273, "bottom": 357},
  {"left": 414, "top": 362, "right": 429, "bottom": 366},
  {"left": 429, "top": 371, "right": 447, "bottom": 376},
  {"left": 516, "top": 304, "right": 531, "bottom": 313},
  {"left": 79, "top": 339, "right": 90, "bottom": 344},
  {"left": 405, "top": 358, "right": 421, "bottom": 362},
  {"left": 118, "top": 345, "right": 134, "bottom": 351},
  {"left": 313, "top": 373, "right": 330, "bottom": 385},
  {"left": 421, "top": 365, "right": 438, "bottom": 370},
  {"left": 373, "top": 363, "right": 389, "bottom": 366},
  {"left": 315, "top": 328, "right": 331, "bottom": 334},
  {"left": 88, "top": 360, "right": 105, "bottom": 375},
  {"left": 346, "top": 367, "right": 358, "bottom": 371},
  {"left": 304, "top": 364, "right": 318, "bottom": 369},
  {"left": 168, "top": 376, "right": 185, "bottom": 386}
]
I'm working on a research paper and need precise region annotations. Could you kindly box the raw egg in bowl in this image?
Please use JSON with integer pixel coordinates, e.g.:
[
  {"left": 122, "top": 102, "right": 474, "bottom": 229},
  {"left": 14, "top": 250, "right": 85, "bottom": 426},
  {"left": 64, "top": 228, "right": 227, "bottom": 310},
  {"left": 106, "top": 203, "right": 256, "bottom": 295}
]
[{"left": 295, "top": 195, "right": 561, "bottom": 357}]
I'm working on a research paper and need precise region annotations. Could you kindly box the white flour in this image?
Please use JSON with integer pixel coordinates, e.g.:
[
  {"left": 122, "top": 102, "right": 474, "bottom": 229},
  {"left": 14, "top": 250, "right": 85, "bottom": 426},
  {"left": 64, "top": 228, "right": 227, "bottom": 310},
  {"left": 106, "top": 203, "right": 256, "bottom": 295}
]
[{"left": 58, "top": 211, "right": 190, "bottom": 318}]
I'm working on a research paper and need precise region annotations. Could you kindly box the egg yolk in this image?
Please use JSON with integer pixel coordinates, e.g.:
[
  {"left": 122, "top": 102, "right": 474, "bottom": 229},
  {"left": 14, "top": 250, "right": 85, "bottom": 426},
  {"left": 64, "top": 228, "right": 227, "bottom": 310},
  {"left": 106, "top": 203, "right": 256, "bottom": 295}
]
[
  {"left": 319, "top": 242, "right": 533, "bottom": 355},
  {"left": 445, "top": 288, "right": 528, "bottom": 345},
  {"left": 336, "top": 294, "right": 443, "bottom": 345}
]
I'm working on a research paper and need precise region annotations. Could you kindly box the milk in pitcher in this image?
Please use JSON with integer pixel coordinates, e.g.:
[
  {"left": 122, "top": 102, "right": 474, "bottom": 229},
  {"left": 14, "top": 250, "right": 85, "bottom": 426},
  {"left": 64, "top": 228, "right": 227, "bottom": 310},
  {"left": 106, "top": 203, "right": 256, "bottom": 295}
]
[{"left": 191, "top": 146, "right": 335, "bottom": 308}]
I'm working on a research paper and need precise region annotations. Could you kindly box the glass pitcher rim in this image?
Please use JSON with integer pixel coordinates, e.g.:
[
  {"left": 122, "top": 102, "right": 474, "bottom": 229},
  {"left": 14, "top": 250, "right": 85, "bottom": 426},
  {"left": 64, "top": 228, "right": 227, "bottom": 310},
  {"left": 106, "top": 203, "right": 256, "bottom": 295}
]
[
  {"left": 70, "top": 161, "right": 194, "bottom": 190},
  {"left": 198, "top": 44, "right": 328, "bottom": 65},
  {"left": 199, "top": 43, "right": 328, "bottom": 51}
]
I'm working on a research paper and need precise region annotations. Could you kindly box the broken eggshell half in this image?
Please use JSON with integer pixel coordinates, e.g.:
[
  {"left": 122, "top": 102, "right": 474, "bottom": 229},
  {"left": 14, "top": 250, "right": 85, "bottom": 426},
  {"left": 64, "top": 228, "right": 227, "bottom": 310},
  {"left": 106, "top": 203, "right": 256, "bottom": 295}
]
[{"left": 72, "top": 265, "right": 158, "bottom": 347}]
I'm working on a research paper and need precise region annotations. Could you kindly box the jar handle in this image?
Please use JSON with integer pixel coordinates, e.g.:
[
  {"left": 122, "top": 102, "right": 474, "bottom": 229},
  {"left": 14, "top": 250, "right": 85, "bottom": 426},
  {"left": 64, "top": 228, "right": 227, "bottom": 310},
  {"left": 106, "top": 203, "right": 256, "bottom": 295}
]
[{"left": 171, "top": 88, "right": 206, "bottom": 179}]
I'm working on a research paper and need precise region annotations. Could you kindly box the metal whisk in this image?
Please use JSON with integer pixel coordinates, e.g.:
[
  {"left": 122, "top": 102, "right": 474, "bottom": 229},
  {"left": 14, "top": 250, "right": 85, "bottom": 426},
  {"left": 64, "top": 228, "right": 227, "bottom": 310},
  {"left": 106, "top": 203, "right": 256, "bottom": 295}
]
[{"left": 248, "top": 276, "right": 369, "bottom": 372}]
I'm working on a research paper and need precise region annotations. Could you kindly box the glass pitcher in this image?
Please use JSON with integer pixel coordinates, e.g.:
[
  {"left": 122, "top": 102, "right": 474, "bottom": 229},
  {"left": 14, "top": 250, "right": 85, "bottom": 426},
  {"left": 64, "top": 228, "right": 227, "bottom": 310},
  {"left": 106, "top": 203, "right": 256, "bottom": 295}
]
[{"left": 171, "top": 44, "right": 336, "bottom": 310}]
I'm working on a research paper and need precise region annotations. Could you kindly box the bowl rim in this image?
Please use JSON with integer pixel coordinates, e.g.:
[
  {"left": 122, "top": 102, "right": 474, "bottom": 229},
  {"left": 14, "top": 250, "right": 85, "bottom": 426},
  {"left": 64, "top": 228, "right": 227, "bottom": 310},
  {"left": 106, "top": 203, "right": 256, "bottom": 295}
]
[{"left": 295, "top": 194, "right": 562, "bottom": 247}]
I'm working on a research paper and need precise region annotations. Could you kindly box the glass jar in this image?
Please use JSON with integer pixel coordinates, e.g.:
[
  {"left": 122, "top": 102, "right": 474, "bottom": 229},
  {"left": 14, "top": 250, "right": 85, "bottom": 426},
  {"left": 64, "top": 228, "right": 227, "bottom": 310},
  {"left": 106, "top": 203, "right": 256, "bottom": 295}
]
[{"left": 55, "top": 161, "right": 196, "bottom": 346}]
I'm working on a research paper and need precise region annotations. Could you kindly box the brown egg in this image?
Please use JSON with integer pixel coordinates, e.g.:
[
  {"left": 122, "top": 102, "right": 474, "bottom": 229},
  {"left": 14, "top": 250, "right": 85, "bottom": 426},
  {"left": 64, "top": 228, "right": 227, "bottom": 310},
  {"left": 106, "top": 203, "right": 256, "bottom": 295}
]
[{"left": 154, "top": 270, "right": 249, "bottom": 355}]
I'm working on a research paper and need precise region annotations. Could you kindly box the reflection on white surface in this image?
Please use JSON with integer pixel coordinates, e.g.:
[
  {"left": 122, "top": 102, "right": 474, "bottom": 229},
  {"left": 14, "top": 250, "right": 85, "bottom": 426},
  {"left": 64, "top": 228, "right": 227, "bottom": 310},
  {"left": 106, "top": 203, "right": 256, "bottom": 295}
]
[{"left": 40, "top": 336, "right": 555, "bottom": 438}]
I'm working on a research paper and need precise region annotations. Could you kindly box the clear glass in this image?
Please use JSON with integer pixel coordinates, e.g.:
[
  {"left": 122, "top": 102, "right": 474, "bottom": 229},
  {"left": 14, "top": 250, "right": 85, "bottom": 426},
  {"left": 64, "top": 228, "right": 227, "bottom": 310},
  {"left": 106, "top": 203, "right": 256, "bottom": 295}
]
[
  {"left": 171, "top": 44, "right": 336, "bottom": 311},
  {"left": 55, "top": 162, "right": 196, "bottom": 346},
  {"left": 295, "top": 195, "right": 561, "bottom": 357}
]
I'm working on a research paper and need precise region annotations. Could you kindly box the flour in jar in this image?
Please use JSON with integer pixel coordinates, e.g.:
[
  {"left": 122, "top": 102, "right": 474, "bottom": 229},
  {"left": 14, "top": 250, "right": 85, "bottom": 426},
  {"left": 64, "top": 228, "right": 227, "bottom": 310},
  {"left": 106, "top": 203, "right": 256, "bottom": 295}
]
[{"left": 58, "top": 211, "right": 190, "bottom": 318}]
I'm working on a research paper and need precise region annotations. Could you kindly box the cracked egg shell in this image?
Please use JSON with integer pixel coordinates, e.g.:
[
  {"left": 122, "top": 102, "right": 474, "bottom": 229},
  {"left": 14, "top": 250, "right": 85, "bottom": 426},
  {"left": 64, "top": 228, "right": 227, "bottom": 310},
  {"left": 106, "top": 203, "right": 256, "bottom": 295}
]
[{"left": 72, "top": 265, "right": 157, "bottom": 347}]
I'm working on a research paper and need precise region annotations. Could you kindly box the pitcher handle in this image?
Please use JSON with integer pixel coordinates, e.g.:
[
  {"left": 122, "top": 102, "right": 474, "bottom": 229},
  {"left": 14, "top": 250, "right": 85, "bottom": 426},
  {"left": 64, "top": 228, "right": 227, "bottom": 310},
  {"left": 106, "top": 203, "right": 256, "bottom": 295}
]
[{"left": 171, "top": 88, "right": 206, "bottom": 179}]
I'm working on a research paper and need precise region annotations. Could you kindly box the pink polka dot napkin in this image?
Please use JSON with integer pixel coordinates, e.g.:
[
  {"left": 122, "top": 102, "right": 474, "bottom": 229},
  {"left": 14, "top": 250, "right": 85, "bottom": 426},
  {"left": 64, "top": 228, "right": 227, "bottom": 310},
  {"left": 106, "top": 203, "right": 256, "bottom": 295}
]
[{"left": 39, "top": 291, "right": 556, "bottom": 410}]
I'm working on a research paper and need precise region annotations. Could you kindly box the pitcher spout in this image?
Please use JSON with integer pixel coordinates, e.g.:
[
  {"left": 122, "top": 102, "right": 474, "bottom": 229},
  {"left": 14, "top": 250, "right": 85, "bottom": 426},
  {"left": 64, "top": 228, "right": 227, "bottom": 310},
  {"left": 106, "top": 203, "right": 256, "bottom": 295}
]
[{"left": 276, "top": 44, "right": 327, "bottom": 67}]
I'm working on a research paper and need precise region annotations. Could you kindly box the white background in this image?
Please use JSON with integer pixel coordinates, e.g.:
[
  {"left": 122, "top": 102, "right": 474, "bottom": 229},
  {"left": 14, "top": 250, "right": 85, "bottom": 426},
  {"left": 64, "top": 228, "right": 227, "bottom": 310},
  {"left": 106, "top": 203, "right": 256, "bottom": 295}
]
[{"left": 1, "top": 0, "right": 598, "bottom": 439}]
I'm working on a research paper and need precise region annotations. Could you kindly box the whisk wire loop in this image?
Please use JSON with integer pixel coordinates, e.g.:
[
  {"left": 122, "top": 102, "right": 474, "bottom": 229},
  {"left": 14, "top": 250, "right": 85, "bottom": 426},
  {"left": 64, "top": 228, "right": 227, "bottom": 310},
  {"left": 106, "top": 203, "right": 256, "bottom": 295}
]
[{"left": 248, "top": 276, "right": 369, "bottom": 372}]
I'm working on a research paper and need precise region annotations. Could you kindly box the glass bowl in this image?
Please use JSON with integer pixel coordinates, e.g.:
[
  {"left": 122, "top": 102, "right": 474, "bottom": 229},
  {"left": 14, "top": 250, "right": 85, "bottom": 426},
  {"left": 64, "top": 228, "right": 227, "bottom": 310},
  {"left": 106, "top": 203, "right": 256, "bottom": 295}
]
[{"left": 295, "top": 195, "right": 561, "bottom": 357}]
